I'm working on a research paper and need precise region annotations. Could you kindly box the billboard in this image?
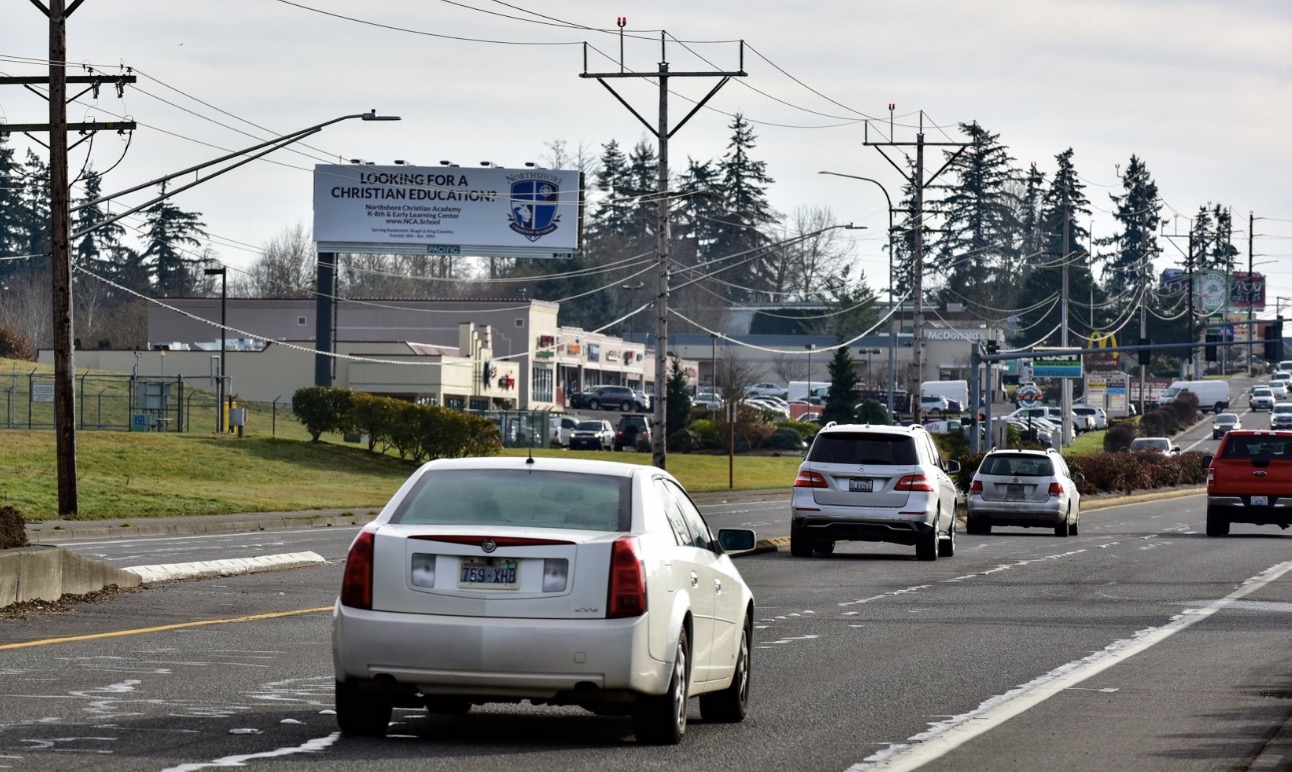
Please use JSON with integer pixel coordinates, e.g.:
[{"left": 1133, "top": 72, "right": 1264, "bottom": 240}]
[
  {"left": 1160, "top": 268, "right": 1265, "bottom": 312},
  {"left": 313, "top": 165, "right": 583, "bottom": 258},
  {"left": 1230, "top": 271, "right": 1266, "bottom": 312}
]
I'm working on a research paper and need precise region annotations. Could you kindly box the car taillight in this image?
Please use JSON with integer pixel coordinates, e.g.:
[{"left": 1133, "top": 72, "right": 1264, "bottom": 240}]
[
  {"left": 895, "top": 474, "right": 935, "bottom": 492},
  {"left": 1048, "top": 482, "right": 1063, "bottom": 496},
  {"left": 970, "top": 479, "right": 983, "bottom": 493},
  {"left": 340, "top": 526, "right": 377, "bottom": 610},
  {"left": 607, "top": 536, "right": 647, "bottom": 618},
  {"left": 794, "top": 470, "right": 828, "bottom": 488}
]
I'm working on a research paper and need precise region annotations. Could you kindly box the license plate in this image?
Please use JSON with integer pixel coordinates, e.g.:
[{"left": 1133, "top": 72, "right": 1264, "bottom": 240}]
[
  {"left": 848, "top": 478, "right": 873, "bottom": 493},
  {"left": 1006, "top": 483, "right": 1025, "bottom": 501},
  {"left": 458, "top": 557, "right": 519, "bottom": 589},
  {"left": 1251, "top": 495, "right": 1269, "bottom": 507}
]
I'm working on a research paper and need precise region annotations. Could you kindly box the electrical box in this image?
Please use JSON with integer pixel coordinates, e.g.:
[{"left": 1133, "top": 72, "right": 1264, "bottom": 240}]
[{"left": 229, "top": 408, "right": 247, "bottom": 427}]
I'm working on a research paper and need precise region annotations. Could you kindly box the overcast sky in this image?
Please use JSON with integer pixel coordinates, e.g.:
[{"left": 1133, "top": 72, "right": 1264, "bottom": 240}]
[{"left": 5, "top": 0, "right": 1292, "bottom": 326}]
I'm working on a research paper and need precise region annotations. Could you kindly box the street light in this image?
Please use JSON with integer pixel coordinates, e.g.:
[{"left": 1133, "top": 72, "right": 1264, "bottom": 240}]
[
  {"left": 204, "top": 266, "right": 227, "bottom": 433},
  {"left": 819, "top": 171, "right": 901, "bottom": 413},
  {"left": 710, "top": 333, "right": 718, "bottom": 392},
  {"left": 858, "top": 347, "right": 881, "bottom": 388},
  {"left": 622, "top": 281, "right": 645, "bottom": 339},
  {"left": 805, "top": 344, "right": 816, "bottom": 404}
]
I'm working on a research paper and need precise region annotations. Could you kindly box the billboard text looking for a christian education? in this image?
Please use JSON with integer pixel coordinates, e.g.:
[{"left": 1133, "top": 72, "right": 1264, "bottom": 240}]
[{"left": 312, "top": 165, "right": 583, "bottom": 259}]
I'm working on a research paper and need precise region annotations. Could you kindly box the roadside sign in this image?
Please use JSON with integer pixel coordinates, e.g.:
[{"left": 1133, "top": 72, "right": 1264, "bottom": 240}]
[
  {"left": 1016, "top": 384, "right": 1044, "bottom": 407},
  {"left": 1032, "top": 349, "right": 1083, "bottom": 379}
]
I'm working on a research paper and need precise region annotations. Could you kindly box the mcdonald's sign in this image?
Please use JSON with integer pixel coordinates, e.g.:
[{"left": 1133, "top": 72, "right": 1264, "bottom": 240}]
[{"left": 1086, "top": 331, "right": 1121, "bottom": 371}]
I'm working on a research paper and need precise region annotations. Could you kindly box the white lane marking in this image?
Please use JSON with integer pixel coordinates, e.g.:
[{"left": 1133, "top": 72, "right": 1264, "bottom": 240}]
[
  {"left": 850, "top": 559, "right": 1292, "bottom": 771},
  {"left": 57, "top": 529, "right": 360, "bottom": 548},
  {"left": 160, "top": 732, "right": 339, "bottom": 772},
  {"left": 839, "top": 586, "right": 932, "bottom": 607}
]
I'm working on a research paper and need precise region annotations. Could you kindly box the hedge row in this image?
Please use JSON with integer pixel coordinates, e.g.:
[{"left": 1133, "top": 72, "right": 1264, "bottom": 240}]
[{"left": 291, "top": 386, "right": 501, "bottom": 462}]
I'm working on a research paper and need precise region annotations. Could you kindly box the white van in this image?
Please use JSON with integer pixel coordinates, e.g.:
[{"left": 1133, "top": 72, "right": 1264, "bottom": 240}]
[{"left": 1155, "top": 380, "right": 1230, "bottom": 414}]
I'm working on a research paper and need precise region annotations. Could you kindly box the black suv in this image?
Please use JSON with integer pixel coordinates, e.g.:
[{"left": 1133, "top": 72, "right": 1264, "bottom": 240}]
[
  {"left": 614, "top": 415, "right": 652, "bottom": 451},
  {"left": 575, "top": 385, "right": 648, "bottom": 412}
]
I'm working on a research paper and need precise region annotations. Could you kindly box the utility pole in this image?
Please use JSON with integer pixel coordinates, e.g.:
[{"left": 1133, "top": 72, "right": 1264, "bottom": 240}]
[
  {"left": 1249, "top": 211, "right": 1256, "bottom": 374},
  {"left": 582, "top": 26, "right": 744, "bottom": 469},
  {"left": 1061, "top": 200, "right": 1074, "bottom": 446},
  {"left": 864, "top": 111, "right": 968, "bottom": 424}
]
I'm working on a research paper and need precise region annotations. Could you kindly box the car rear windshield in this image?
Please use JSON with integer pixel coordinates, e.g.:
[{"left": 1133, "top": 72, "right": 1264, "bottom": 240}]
[
  {"left": 390, "top": 469, "right": 632, "bottom": 531},
  {"left": 574, "top": 421, "right": 603, "bottom": 430},
  {"left": 1220, "top": 435, "right": 1292, "bottom": 461},
  {"left": 980, "top": 455, "right": 1054, "bottom": 476},
  {"left": 809, "top": 433, "right": 918, "bottom": 465}
]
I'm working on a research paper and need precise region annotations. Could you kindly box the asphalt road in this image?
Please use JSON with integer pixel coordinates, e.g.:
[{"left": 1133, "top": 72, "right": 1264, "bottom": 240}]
[{"left": 2, "top": 490, "right": 1290, "bottom": 771}]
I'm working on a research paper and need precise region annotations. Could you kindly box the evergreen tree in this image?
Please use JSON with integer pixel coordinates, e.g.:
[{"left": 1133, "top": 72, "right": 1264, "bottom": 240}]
[
  {"left": 17, "top": 149, "right": 51, "bottom": 273},
  {"left": 1019, "top": 163, "right": 1047, "bottom": 266},
  {"left": 665, "top": 356, "right": 692, "bottom": 444},
  {"left": 72, "top": 169, "right": 130, "bottom": 281},
  {"left": 930, "top": 122, "right": 1022, "bottom": 317},
  {"left": 803, "top": 264, "right": 879, "bottom": 341},
  {"left": 891, "top": 157, "right": 930, "bottom": 298},
  {"left": 587, "top": 139, "right": 632, "bottom": 240},
  {"left": 625, "top": 139, "right": 659, "bottom": 239},
  {"left": 822, "top": 346, "right": 861, "bottom": 424},
  {"left": 0, "top": 135, "right": 24, "bottom": 274},
  {"left": 1099, "top": 155, "right": 1162, "bottom": 301},
  {"left": 141, "top": 182, "right": 207, "bottom": 295},
  {"left": 1197, "top": 203, "right": 1238, "bottom": 274},
  {"left": 711, "top": 113, "right": 777, "bottom": 300},
  {"left": 675, "top": 157, "right": 724, "bottom": 259}
]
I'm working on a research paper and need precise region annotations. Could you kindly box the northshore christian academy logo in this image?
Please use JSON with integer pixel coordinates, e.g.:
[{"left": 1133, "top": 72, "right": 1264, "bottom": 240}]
[{"left": 508, "top": 175, "right": 563, "bottom": 242}]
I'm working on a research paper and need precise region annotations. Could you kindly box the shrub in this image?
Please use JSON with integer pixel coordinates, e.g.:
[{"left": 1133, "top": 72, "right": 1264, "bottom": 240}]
[
  {"left": 1168, "top": 394, "right": 1199, "bottom": 427},
  {"left": 1104, "top": 422, "right": 1136, "bottom": 452},
  {"left": 762, "top": 426, "right": 806, "bottom": 451},
  {"left": 857, "top": 398, "right": 890, "bottom": 425},
  {"left": 688, "top": 418, "right": 722, "bottom": 450},
  {"left": 779, "top": 419, "right": 822, "bottom": 443},
  {"left": 0, "top": 505, "right": 28, "bottom": 550},
  {"left": 348, "top": 393, "right": 403, "bottom": 452},
  {"left": 1139, "top": 410, "right": 1166, "bottom": 438},
  {"left": 667, "top": 428, "right": 700, "bottom": 453},
  {"left": 291, "top": 386, "right": 355, "bottom": 442},
  {"left": 0, "top": 325, "right": 34, "bottom": 360}
]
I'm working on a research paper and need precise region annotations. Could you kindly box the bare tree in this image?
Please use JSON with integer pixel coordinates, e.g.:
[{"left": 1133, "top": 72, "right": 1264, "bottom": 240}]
[
  {"left": 771, "top": 352, "right": 807, "bottom": 384},
  {"left": 770, "top": 205, "right": 856, "bottom": 301},
  {"left": 232, "top": 223, "right": 316, "bottom": 298},
  {"left": 0, "top": 273, "right": 52, "bottom": 349}
]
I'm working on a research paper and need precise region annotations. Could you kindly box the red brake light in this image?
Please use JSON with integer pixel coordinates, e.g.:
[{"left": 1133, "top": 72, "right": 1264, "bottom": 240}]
[
  {"left": 970, "top": 479, "right": 983, "bottom": 493},
  {"left": 1048, "top": 482, "right": 1063, "bottom": 496},
  {"left": 340, "top": 527, "right": 376, "bottom": 610},
  {"left": 794, "top": 470, "right": 828, "bottom": 488},
  {"left": 607, "top": 536, "right": 647, "bottom": 619},
  {"left": 895, "top": 474, "right": 935, "bottom": 492}
]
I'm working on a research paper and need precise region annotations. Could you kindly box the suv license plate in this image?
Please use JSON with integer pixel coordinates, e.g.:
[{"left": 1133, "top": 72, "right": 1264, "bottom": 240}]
[
  {"left": 1006, "top": 483, "right": 1025, "bottom": 500},
  {"left": 459, "top": 558, "right": 519, "bottom": 589},
  {"left": 1251, "top": 495, "right": 1269, "bottom": 507},
  {"left": 848, "top": 478, "right": 873, "bottom": 493}
]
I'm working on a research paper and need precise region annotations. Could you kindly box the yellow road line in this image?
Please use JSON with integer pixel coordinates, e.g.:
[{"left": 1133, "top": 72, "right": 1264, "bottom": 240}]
[{"left": 0, "top": 606, "right": 334, "bottom": 650}]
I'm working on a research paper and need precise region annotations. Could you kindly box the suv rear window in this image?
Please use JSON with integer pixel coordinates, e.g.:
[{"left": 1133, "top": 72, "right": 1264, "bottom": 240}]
[
  {"left": 1220, "top": 435, "right": 1292, "bottom": 461},
  {"left": 808, "top": 432, "right": 918, "bottom": 465},
  {"left": 980, "top": 455, "right": 1054, "bottom": 476}
]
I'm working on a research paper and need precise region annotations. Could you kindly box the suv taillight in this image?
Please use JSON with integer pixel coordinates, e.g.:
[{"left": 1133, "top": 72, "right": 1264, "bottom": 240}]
[
  {"left": 340, "top": 526, "right": 377, "bottom": 609},
  {"left": 895, "top": 474, "right": 935, "bottom": 492},
  {"left": 607, "top": 536, "right": 647, "bottom": 618},
  {"left": 1048, "top": 482, "right": 1063, "bottom": 496},
  {"left": 970, "top": 479, "right": 983, "bottom": 493},
  {"left": 794, "top": 470, "right": 828, "bottom": 488}
]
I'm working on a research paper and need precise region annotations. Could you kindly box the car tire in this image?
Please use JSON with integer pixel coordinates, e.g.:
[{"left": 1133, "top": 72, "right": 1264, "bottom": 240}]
[
  {"left": 1206, "top": 506, "right": 1230, "bottom": 537},
  {"left": 621, "top": 401, "right": 633, "bottom": 411},
  {"left": 634, "top": 628, "right": 689, "bottom": 745},
  {"left": 915, "top": 519, "right": 939, "bottom": 561},
  {"left": 335, "top": 680, "right": 392, "bottom": 737},
  {"left": 789, "top": 521, "right": 812, "bottom": 557},
  {"left": 1068, "top": 520, "right": 1079, "bottom": 536},
  {"left": 700, "top": 619, "right": 750, "bottom": 723},
  {"left": 589, "top": 399, "right": 600, "bottom": 410},
  {"left": 813, "top": 541, "right": 835, "bottom": 555},
  {"left": 938, "top": 519, "right": 956, "bottom": 558},
  {"left": 424, "top": 696, "right": 471, "bottom": 714}
]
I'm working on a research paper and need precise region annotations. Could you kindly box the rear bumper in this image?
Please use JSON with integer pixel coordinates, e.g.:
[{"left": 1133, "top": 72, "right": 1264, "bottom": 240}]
[
  {"left": 333, "top": 604, "right": 668, "bottom": 699},
  {"left": 1207, "top": 495, "right": 1292, "bottom": 526},
  {"left": 792, "top": 514, "right": 935, "bottom": 546},
  {"left": 967, "top": 496, "right": 1065, "bottom": 527}
]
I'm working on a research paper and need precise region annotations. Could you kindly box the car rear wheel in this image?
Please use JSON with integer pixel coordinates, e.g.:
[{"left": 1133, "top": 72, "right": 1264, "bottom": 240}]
[
  {"left": 589, "top": 399, "right": 600, "bottom": 410},
  {"left": 915, "top": 518, "right": 939, "bottom": 561},
  {"left": 621, "top": 400, "right": 633, "bottom": 411},
  {"left": 335, "top": 680, "right": 392, "bottom": 737},
  {"left": 789, "top": 521, "right": 812, "bottom": 557},
  {"left": 700, "top": 620, "right": 750, "bottom": 723},
  {"left": 1055, "top": 508, "right": 1070, "bottom": 537},
  {"left": 634, "top": 629, "right": 689, "bottom": 745},
  {"left": 813, "top": 541, "right": 835, "bottom": 555},
  {"left": 1206, "top": 506, "right": 1230, "bottom": 537},
  {"left": 938, "top": 519, "right": 956, "bottom": 557}
]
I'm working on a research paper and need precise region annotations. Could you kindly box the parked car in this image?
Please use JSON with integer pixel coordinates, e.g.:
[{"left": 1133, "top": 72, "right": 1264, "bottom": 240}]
[
  {"left": 920, "top": 394, "right": 952, "bottom": 416},
  {"left": 1204, "top": 430, "right": 1292, "bottom": 536},
  {"left": 1130, "top": 437, "right": 1180, "bottom": 454},
  {"left": 745, "top": 382, "right": 788, "bottom": 399},
  {"left": 693, "top": 389, "right": 723, "bottom": 412},
  {"left": 578, "top": 385, "right": 650, "bottom": 412},
  {"left": 615, "top": 414, "right": 653, "bottom": 451},
  {"left": 1250, "top": 386, "right": 1277, "bottom": 411},
  {"left": 332, "top": 456, "right": 757, "bottom": 743},
  {"left": 790, "top": 423, "right": 960, "bottom": 561},
  {"left": 633, "top": 389, "right": 653, "bottom": 412},
  {"left": 568, "top": 419, "right": 615, "bottom": 450},
  {"left": 549, "top": 415, "right": 579, "bottom": 448},
  {"left": 1006, "top": 418, "right": 1052, "bottom": 447},
  {"left": 1212, "top": 412, "right": 1243, "bottom": 439},
  {"left": 1271, "top": 405, "right": 1292, "bottom": 430},
  {"left": 1072, "top": 405, "right": 1108, "bottom": 430},
  {"left": 965, "top": 448, "right": 1083, "bottom": 536}
]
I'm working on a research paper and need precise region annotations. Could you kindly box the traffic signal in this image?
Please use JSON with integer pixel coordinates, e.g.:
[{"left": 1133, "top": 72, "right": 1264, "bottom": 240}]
[
  {"left": 1205, "top": 332, "right": 1219, "bottom": 362},
  {"left": 1264, "top": 318, "right": 1284, "bottom": 362},
  {"left": 1138, "top": 338, "right": 1151, "bottom": 367},
  {"left": 986, "top": 339, "right": 999, "bottom": 355}
]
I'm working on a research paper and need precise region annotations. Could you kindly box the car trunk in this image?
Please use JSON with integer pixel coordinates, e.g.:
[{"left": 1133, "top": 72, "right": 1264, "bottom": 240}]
[
  {"left": 808, "top": 462, "right": 916, "bottom": 509},
  {"left": 370, "top": 524, "right": 618, "bottom": 619}
]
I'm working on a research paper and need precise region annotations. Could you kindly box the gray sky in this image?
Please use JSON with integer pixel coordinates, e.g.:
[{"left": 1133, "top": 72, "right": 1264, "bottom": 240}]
[{"left": 5, "top": 0, "right": 1292, "bottom": 327}]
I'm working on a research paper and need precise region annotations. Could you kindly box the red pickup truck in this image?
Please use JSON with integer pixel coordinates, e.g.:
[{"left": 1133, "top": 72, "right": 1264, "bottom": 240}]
[{"left": 1205, "top": 430, "right": 1292, "bottom": 536}]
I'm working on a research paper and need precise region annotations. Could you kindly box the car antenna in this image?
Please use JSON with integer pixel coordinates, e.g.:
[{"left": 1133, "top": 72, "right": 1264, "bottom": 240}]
[{"left": 526, "top": 446, "right": 535, "bottom": 465}]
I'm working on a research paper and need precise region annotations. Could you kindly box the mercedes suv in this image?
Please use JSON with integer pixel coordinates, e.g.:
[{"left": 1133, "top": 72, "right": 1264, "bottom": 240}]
[{"left": 790, "top": 423, "right": 960, "bottom": 561}]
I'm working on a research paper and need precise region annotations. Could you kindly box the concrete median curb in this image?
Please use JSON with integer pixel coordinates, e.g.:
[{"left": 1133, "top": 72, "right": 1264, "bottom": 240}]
[{"left": 0, "top": 545, "right": 142, "bottom": 606}]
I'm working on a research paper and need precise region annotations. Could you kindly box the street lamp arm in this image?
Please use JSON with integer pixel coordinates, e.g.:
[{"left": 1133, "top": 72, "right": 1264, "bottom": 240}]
[{"left": 70, "top": 111, "right": 400, "bottom": 214}]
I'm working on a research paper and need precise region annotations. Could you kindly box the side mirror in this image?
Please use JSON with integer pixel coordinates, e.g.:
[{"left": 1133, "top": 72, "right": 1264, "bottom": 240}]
[
  {"left": 717, "top": 528, "right": 757, "bottom": 553},
  {"left": 946, "top": 459, "right": 962, "bottom": 474},
  {"left": 1172, "top": 446, "right": 1182, "bottom": 454},
  {"left": 1202, "top": 454, "right": 1214, "bottom": 467},
  {"left": 1072, "top": 472, "right": 1086, "bottom": 483}
]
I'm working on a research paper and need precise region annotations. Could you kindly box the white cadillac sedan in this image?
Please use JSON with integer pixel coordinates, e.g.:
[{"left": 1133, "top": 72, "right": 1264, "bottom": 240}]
[{"left": 332, "top": 456, "right": 757, "bottom": 745}]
